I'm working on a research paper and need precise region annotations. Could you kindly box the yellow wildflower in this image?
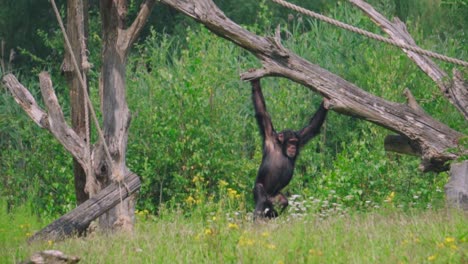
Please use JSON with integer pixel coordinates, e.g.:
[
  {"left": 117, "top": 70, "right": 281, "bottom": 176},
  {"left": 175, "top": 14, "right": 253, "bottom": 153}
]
[
  {"left": 385, "top": 191, "right": 395, "bottom": 202},
  {"left": 227, "top": 188, "right": 238, "bottom": 199},
  {"left": 185, "top": 195, "right": 196, "bottom": 205},
  {"left": 309, "top": 249, "right": 323, "bottom": 256},
  {"left": 261, "top": 232, "right": 270, "bottom": 237},
  {"left": 428, "top": 255, "right": 437, "bottom": 261},
  {"left": 437, "top": 242, "right": 445, "bottom": 248},
  {"left": 204, "top": 228, "right": 213, "bottom": 235},
  {"left": 450, "top": 244, "right": 458, "bottom": 250},
  {"left": 445, "top": 237, "right": 455, "bottom": 244},
  {"left": 228, "top": 223, "right": 239, "bottom": 230},
  {"left": 218, "top": 180, "right": 228, "bottom": 188},
  {"left": 266, "top": 243, "right": 277, "bottom": 250},
  {"left": 192, "top": 175, "right": 204, "bottom": 183},
  {"left": 238, "top": 236, "right": 255, "bottom": 246},
  {"left": 48, "top": 240, "right": 54, "bottom": 246}
]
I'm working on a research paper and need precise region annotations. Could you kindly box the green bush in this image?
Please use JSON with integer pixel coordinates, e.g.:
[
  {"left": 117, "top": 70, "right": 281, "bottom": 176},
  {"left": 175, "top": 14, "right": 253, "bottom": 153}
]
[{"left": 1, "top": 0, "right": 466, "bottom": 218}]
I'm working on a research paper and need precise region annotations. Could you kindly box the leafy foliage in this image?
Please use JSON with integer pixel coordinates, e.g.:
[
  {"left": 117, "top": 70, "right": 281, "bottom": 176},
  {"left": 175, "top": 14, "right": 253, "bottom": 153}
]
[{"left": 0, "top": 0, "right": 466, "bottom": 218}]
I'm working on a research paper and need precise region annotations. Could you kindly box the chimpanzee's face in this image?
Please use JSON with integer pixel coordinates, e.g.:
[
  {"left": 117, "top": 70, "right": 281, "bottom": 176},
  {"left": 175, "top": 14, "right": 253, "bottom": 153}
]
[{"left": 277, "top": 131, "right": 299, "bottom": 158}]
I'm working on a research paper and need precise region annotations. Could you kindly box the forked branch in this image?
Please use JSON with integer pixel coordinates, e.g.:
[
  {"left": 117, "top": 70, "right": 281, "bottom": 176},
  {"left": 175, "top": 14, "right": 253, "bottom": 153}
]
[{"left": 2, "top": 73, "right": 89, "bottom": 170}]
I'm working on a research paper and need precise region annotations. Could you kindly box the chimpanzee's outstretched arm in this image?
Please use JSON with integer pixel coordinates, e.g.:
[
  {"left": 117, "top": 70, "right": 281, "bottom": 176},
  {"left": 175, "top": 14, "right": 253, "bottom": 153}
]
[
  {"left": 251, "top": 79, "right": 275, "bottom": 140},
  {"left": 297, "top": 101, "right": 328, "bottom": 147}
]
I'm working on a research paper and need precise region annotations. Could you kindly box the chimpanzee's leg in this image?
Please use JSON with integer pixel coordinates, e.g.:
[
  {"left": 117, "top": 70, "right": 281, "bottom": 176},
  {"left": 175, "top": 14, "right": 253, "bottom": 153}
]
[
  {"left": 270, "top": 192, "right": 289, "bottom": 215},
  {"left": 253, "top": 183, "right": 276, "bottom": 219}
]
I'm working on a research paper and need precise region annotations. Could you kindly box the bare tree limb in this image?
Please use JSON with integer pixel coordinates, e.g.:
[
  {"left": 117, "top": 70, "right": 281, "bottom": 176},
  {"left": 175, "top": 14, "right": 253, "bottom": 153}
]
[
  {"left": 120, "top": 0, "right": 155, "bottom": 53},
  {"left": 160, "top": 0, "right": 464, "bottom": 171},
  {"left": 2, "top": 74, "right": 49, "bottom": 129},
  {"left": 450, "top": 69, "right": 468, "bottom": 118},
  {"left": 2, "top": 73, "right": 89, "bottom": 170},
  {"left": 349, "top": 0, "right": 468, "bottom": 120},
  {"left": 38, "top": 71, "right": 90, "bottom": 174},
  {"left": 403, "top": 88, "right": 425, "bottom": 115}
]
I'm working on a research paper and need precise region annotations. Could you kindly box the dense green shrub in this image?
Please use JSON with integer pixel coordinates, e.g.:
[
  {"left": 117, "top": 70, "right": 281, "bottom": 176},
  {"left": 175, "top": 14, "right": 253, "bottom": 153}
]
[{"left": 1, "top": 0, "right": 466, "bottom": 217}]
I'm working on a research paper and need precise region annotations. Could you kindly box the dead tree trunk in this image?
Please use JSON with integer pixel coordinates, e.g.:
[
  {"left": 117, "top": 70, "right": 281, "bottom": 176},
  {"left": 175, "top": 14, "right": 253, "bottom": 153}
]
[
  {"left": 159, "top": 0, "right": 467, "bottom": 207},
  {"left": 1, "top": 0, "right": 155, "bottom": 239},
  {"left": 62, "top": 0, "right": 91, "bottom": 205},
  {"left": 93, "top": 0, "right": 155, "bottom": 232}
]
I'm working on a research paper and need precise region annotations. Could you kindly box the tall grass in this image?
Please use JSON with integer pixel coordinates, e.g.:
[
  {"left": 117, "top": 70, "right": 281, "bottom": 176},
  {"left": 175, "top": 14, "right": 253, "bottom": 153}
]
[
  {"left": 1, "top": 201, "right": 466, "bottom": 263},
  {"left": 1, "top": 0, "right": 466, "bottom": 216}
]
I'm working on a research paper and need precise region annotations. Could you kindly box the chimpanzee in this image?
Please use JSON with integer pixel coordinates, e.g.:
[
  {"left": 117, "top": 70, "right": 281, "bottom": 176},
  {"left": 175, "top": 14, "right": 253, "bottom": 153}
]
[{"left": 250, "top": 78, "right": 328, "bottom": 219}]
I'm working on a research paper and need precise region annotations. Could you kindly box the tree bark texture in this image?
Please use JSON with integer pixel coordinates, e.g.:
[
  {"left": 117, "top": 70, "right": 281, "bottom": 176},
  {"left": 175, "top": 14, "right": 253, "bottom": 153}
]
[
  {"left": 92, "top": 0, "right": 154, "bottom": 231},
  {"left": 29, "top": 172, "right": 140, "bottom": 242},
  {"left": 160, "top": 0, "right": 466, "bottom": 173},
  {"left": 2, "top": 0, "right": 154, "bottom": 238},
  {"left": 62, "top": 0, "right": 91, "bottom": 204},
  {"left": 445, "top": 161, "right": 468, "bottom": 211}
]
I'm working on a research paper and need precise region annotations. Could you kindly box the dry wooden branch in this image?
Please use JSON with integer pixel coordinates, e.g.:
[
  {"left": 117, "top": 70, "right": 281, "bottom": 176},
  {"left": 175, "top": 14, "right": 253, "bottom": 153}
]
[
  {"left": 38, "top": 72, "right": 90, "bottom": 169},
  {"left": 160, "top": 0, "right": 465, "bottom": 172},
  {"left": 2, "top": 74, "right": 49, "bottom": 129},
  {"left": 29, "top": 172, "right": 140, "bottom": 242},
  {"left": 349, "top": 0, "right": 468, "bottom": 120},
  {"left": 2, "top": 73, "right": 90, "bottom": 169},
  {"left": 122, "top": 0, "right": 156, "bottom": 51}
]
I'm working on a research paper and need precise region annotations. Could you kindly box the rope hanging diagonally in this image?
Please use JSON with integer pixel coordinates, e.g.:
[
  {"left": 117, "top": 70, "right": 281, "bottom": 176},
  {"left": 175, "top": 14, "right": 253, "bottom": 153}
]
[
  {"left": 271, "top": 0, "right": 468, "bottom": 67},
  {"left": 51, "top": 0, "right": 130, "bottom": 210},
  {"left": 50, "top": 0, "right": 116, "bottom": 176}
]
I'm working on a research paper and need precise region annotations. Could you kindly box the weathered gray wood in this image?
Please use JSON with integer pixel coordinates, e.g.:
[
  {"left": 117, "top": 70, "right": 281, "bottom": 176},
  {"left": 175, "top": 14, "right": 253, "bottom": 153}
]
[
  {"left": 445, "top": 161, "right": 468, "bottom": 210},
  {"left": 62, "top": 0, "right": 91, "bottom": 204},
  {"left": 160, "top": 0, "right": 465, "bottom": 172},
  {"left": 93, "top": 0, "right": 154, "bottom": 231},
  {"left": 349, "top": 0, "right": 468, "bottom": 120},
  {"left": 2, "top": 73, "right": 89, "bottom": 171},
  {"left": 3, "top": 0, "right": 153, "bottom": 236},
  {"left": 20, "top": 250, "right": 80, "bottom": 264},
  {"left": 349, "top": 0, "right": 468, "bottom": 209},
  {"left": 2, "top": 74, "right": 49, "bottom": 129},
  {"left": 29, "top": 172, "right": 140, "bottom": 242}
]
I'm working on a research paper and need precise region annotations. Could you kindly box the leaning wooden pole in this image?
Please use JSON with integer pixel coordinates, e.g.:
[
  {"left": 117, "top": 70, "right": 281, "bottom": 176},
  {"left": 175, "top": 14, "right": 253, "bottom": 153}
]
[{"left": 29, "top": 172, "right": 140, "bottom": 242}]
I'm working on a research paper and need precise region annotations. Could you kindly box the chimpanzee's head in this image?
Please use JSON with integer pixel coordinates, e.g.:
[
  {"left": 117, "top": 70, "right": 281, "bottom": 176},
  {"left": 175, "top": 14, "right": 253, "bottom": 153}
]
[{"left": 277, "top": 130, "right": 300, "bottom": 159}]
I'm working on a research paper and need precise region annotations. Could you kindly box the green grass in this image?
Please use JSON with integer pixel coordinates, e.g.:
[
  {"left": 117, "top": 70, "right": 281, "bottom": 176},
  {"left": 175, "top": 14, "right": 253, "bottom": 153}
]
[{"left": 1, "top": 203, "right": 466, "bottom": 263}]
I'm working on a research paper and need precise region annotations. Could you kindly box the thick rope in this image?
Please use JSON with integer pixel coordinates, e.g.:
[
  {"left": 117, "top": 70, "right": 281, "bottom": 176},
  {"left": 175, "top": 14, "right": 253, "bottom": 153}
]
[
  {"left": 50, "top": 0, "right": 116, "bottom": 181},
  {"left": 272, "top": 0, "right": 468, "bottom": 67}
]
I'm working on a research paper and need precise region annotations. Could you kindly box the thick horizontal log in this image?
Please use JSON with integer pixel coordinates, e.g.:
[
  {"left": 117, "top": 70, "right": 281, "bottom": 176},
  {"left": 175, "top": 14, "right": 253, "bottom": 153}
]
[
  {"left": 29, "top": 172, "right": 140, "bottom": 242},
  {"left": 160, "top": 0, "right": 465, "bottom": 171}
]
